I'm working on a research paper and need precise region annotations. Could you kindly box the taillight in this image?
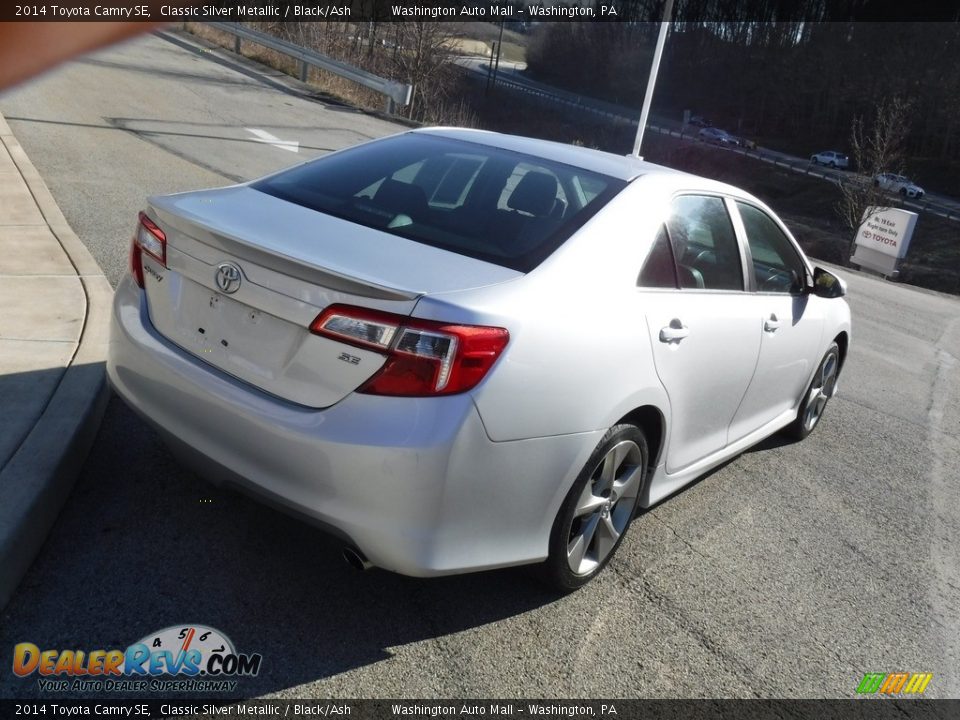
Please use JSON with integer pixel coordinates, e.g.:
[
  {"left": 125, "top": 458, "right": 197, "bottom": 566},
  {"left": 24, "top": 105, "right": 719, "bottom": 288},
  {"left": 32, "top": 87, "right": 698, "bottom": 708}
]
[
  {"left": 130, "top": 211, "right": 166, "bottom": 288},
  {"left": 310, "top": 305, "right": 509, "bottom": 396}
]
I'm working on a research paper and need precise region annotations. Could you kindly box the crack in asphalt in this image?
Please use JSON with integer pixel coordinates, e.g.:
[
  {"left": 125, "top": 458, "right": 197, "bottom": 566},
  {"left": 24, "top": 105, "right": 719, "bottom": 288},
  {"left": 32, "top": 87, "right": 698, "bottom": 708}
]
[
  {"left": 833, "top": 395, "right": 960, "bottom": 442},
  {"left": 607, "top": 561, "right": 766, "bottom": 699},
  {"left": 622, "top": 512, "right": 867, "bottom": 698}
]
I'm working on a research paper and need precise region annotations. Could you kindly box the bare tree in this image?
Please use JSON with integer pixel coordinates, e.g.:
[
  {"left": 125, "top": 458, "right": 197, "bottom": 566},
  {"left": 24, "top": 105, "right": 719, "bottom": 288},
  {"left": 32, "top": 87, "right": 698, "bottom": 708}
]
[
  {"left": 836, "top": 95, "right": 913, "bottom": 256},
  {"left": 389, "top": 22, "right": 458, "bottom": 121}
]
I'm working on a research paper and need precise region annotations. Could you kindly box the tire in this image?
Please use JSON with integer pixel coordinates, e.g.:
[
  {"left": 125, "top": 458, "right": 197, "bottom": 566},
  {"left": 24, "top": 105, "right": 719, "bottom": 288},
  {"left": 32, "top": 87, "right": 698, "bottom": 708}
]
[
  {"left": 900, "top": 188, "right": 908, "bottom": 197},
  {"left": 811, "top": 157, "right": 818, "bottom": 164},
  {"left": 543, "top": 424, "right": 648, "bottom": 591},
  {"left": 829, "top": 161, "right": 837, "bottom": 168},
  {"left": 783, "top": 343, "right": 840, "bottom": 441}
]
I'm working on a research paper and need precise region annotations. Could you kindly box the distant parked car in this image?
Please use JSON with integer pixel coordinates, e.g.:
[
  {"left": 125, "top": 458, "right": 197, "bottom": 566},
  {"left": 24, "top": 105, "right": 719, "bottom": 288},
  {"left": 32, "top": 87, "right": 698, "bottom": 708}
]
[
  {"left": 734, "top": 136, "right": 757, "bottom": 150},
  {"left": 687, "top": 115, "right": 712, "bottom": 128},
  {"left": 698, "top": 127, "right": 737, "bottom": 146},
  {"left": 874, "top": 172, "right": 925, "bottom": 199},
  {"left": 809, "top": 151, "right": 849, "bottom": 168}
]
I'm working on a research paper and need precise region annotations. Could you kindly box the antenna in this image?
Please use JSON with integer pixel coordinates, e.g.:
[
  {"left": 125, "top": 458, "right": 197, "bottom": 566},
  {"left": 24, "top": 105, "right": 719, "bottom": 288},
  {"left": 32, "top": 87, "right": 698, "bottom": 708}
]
[{"left": 632, "top": 0, "right": 675, "bottom": 158}]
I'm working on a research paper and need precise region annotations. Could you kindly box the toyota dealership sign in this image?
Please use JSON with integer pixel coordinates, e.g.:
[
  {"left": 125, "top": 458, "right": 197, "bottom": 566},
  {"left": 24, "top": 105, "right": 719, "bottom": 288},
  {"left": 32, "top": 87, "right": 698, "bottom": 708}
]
[{"left": 851, "top": 206, "right": 918, "bottom": 276}]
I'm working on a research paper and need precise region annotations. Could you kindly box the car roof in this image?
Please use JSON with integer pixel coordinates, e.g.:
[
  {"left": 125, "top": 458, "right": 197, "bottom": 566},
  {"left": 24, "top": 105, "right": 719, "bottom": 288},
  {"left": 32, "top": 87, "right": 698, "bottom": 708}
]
[
  {"left": 413, "top": 127, "right": 683, "bottom": 182},
  {"left": 410, "top": 127, "right": 761, "bottom": 203}
]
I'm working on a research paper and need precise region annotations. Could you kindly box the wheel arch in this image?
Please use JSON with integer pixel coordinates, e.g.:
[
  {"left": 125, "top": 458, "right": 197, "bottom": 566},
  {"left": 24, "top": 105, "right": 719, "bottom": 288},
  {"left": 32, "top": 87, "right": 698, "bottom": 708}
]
[
  {"left": 833, "top": 330, "right": 849, "bottom": 373},
  {"left": 617, "top": 405, "right": 666, "bottom": 475}
]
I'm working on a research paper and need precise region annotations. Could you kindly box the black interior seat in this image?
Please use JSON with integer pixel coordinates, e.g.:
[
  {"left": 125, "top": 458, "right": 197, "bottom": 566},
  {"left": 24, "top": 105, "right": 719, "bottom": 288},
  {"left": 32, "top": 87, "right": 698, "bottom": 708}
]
[
  {"left": 508, "top": 171, "right": 558, "bottom": 217},
  {"left": 490, "top": 171, "right": 561, "bottom": 255},
  {"left": 372, "top": 179, "right": 429, "bottom": 224}
]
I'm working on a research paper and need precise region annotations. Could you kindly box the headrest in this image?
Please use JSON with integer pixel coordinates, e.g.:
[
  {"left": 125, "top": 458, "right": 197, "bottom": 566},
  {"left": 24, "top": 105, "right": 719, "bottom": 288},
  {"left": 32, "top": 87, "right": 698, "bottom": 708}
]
[
  {"left": 507, "top": 171, "right": 558, "bottom": 217},
  {"left": 373, "top": 179, "right": 428, "bottom": 219}
]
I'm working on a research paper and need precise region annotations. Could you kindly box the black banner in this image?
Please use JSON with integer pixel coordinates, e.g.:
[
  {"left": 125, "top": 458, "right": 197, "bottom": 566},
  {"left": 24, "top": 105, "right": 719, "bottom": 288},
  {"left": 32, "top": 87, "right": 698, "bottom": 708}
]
[
  {"left": 1, "top": 0, "right": 957, "bottom": 23},
  {"left": 2, "top": 700, "right": 960, "bottom": 719}
]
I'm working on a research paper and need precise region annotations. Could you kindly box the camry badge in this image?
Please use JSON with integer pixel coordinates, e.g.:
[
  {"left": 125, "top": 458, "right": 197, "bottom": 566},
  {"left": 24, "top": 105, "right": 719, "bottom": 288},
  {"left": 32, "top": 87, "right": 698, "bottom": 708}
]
[{"left": 215, "top": 262, "right": 242, "bottom": 294}]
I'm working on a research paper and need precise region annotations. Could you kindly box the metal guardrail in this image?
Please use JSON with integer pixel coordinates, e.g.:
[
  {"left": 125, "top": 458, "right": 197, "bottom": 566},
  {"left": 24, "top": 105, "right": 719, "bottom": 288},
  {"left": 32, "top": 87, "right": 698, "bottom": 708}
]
[{"left": 209, "top": 22, "right": 413, "bottom": 113}]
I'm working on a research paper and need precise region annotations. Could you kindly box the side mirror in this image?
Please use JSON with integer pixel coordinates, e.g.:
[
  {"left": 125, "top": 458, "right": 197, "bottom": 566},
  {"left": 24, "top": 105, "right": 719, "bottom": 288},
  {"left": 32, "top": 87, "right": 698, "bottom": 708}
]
[{"left": 810, "top": 267, "right": 847, "bottom": 299}]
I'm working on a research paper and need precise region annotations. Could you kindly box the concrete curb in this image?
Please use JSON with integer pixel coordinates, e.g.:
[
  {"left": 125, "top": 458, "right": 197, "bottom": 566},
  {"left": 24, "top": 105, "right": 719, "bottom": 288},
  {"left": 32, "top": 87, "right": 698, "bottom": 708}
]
[{"left": 0, "top": 111, "right": 112, "bottom": 610}]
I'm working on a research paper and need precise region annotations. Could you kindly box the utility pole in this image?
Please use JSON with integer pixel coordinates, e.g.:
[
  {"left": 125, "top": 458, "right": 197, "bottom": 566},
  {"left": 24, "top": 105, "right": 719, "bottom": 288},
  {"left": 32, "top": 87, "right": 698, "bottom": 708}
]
[
  {"left": 632, "top": 0, "right": 674, "bottom": 158},
  {"left": 491, "top": 21, "right": 505, "bottom": 93},
  {"left": 486, "top": 31, "right": 496, "bottom": 94}
]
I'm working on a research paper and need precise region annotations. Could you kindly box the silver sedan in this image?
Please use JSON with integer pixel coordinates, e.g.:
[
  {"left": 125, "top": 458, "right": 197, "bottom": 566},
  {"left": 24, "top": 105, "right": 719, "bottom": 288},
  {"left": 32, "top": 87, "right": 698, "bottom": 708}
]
[{"left": 108, "top": 128, "right": 851, "bottom": 589}]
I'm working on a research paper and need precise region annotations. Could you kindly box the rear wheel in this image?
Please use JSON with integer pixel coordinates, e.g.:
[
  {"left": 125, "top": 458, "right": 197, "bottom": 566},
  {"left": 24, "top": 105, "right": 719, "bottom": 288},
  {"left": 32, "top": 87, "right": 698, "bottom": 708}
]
[
  {"left": 544, "top": 425, "right": 647, "bottom": 591},
  {"left": 784, "top": 343, "right": 840, "bottom": 441}
]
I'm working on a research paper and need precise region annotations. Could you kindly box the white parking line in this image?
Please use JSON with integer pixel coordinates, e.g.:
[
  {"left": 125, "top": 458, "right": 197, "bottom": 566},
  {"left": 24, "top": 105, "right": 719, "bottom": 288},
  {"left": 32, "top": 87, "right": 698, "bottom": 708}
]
[{"left": 245, "top": 128, "right": 299, "bottom": 153}]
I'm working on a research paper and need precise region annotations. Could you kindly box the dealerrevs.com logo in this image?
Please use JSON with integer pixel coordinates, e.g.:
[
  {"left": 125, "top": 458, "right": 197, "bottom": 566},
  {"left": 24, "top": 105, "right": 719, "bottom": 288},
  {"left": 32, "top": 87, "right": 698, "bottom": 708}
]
[{"left": 13, "top": 625, "right": 262, "bottom": 693}]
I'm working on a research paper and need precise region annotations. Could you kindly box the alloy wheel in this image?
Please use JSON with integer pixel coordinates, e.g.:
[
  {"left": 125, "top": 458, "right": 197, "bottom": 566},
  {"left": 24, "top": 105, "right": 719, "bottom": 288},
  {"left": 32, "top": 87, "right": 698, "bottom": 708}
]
[
  {"left": 566, "top": 440, "right": 643, "bottom": 575},
  {"left": 803, "top": 351, "right": 838, "bottom": 432}
]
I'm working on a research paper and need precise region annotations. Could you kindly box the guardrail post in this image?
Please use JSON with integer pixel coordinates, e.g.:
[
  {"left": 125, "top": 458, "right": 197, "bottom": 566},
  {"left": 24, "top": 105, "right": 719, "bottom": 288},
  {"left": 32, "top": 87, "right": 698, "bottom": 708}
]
[
  {"left": 385, "top": 97, "right": 396, "bottom": 115},
  {"left": 300, "top": 60, "right": 308, "bottom": 82},
  {"left": 234, "top": 36, "right": 241, "bottom": 54}
]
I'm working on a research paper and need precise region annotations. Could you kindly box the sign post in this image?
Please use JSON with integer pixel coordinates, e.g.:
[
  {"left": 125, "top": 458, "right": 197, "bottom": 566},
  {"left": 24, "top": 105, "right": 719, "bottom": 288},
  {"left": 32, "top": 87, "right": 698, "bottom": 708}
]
[{"left": 850, "top": 206, "right": 918, "bottom": 278}]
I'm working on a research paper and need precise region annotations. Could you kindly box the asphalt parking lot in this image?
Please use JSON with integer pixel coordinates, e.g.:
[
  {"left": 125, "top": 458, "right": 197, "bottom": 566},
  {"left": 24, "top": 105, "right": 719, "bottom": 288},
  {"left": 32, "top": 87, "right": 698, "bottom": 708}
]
[{"left": 1, "top": 31, "right": 958, "bottom": 699}]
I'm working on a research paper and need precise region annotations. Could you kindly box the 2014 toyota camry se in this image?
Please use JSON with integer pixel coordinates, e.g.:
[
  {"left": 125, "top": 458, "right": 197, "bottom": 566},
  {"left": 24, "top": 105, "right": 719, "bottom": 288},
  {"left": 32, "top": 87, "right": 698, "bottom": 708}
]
[{"left": 108, "top": 128, "right": 851, "bottom": 589}]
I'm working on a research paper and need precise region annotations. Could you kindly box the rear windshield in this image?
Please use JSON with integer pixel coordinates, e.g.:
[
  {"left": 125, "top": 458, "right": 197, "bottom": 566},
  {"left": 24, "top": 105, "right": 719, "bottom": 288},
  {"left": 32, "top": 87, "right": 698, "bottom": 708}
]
[{"left": 252, "top": 133, "right": 626, "bottom": 272}]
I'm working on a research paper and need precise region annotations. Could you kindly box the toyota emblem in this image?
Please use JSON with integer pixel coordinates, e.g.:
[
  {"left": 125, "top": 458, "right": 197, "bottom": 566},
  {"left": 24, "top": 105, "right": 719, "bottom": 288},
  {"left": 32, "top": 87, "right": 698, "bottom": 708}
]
[{"left": 215, "top": 262, "right": 242, "bottom": 294}]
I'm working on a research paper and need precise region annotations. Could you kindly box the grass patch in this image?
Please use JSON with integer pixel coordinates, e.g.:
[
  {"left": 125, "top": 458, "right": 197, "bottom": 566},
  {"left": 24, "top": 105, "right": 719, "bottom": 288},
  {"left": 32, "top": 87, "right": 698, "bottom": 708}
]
[{"left": 450, "top": 23, "right": 528, "bottom": 63}]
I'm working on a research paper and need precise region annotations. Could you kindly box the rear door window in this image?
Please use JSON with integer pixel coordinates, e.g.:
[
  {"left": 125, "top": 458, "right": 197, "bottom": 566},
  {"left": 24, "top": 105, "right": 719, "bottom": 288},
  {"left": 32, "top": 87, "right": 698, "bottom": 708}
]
[{"left": 667, "top": 195, "right": 744, "bottom": 291}]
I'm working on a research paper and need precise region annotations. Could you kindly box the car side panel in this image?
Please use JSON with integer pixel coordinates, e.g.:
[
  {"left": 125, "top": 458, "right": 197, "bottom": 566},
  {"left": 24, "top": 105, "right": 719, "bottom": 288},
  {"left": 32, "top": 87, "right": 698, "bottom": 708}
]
[
  {"left": 728, "top": 293, "right": 823, "bottom": 441},
  {"left": 643, "top": 291, "right": 762, "bottom": 472},
  {"left": 418, "top": 183, "right": 677, "bottom": 443}
]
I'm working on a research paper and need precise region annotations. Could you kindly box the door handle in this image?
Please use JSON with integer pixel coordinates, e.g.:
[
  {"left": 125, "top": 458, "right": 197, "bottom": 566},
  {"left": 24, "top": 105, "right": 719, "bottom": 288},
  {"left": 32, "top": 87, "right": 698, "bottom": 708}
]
[
  {"left": 764, "top": 314, "right": 781, "bottom": 332},
  {"left": 659, "top": 319, "right": 690, "bottom": 343}
]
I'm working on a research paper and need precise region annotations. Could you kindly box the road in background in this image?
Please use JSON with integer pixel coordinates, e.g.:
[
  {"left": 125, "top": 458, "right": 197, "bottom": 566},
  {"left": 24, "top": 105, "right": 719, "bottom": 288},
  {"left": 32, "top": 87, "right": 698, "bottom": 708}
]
[
  {"left": 458, "top": 57, "right": 960, "bottom": 222},
  {"left": 1, "top": 30, "right": 958, "bottom": 699}
]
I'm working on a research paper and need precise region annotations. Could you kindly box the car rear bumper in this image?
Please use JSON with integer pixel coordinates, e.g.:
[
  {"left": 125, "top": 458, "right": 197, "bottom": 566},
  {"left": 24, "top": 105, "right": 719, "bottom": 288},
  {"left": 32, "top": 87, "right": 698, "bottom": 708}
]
[{"left": 107, "top": 275, "right": 599, "bottom": 576}]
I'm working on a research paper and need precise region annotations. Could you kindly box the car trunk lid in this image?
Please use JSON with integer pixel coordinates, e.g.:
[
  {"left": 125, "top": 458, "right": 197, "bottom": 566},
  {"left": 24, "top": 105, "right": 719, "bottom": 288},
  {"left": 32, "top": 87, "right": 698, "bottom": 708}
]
[{"left": 139, "top": 185, "right": 520, "bottom": 408}]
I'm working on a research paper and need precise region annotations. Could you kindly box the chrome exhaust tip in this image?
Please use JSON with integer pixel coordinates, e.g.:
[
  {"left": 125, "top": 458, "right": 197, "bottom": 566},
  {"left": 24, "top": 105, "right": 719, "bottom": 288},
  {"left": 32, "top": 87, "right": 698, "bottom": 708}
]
[{"left": 342, "top": 546, "right": 373, "bottom": 571}]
